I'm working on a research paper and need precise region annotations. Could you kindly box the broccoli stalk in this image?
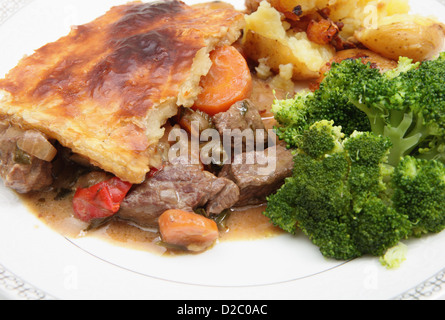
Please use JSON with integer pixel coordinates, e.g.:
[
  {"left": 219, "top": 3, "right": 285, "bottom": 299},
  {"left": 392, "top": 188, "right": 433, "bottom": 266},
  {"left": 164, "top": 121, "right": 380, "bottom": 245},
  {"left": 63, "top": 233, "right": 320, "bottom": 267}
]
[{"left": 336, "top": 56, "right": 445, "bottom": 167}]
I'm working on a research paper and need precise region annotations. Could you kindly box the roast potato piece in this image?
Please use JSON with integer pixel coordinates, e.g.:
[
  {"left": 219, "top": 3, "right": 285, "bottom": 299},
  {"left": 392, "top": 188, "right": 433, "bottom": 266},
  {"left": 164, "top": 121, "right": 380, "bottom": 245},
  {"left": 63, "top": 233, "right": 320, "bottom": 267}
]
[
  {"left": 244, "top": 30, "right": 331, "bottom": 80},
  {"left": 266, "top": 0, "right": 411, "bottom": 37},
  {"left": 242, "top": 1, "right": 335, "bottom": 80},
  {"left": 355, "top": 15, "right": 445, "bottom": 62}
]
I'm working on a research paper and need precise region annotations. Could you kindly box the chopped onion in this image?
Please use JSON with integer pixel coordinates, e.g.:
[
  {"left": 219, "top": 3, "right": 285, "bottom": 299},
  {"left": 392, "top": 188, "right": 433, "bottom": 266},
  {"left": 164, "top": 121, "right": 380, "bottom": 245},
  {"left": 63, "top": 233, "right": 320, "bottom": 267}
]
[{"left": 17, "top": 130, "right": 57, "bottom": 162}]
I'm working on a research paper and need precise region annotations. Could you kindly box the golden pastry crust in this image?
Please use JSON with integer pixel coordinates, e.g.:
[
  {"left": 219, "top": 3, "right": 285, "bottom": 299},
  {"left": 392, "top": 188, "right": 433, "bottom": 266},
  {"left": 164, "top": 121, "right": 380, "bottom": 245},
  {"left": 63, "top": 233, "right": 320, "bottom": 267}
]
[{"left": 0, "top": 0, "right": 245, "bottom": 184}]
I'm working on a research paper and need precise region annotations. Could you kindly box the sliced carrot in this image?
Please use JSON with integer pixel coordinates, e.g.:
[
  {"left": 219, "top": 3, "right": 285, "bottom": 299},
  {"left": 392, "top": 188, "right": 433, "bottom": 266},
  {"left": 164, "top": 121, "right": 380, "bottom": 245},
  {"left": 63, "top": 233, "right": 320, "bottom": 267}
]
[
  {"left": 193, "top": 46, "right": 252, "bottom": 116},
  {"left": 158, "top": 210, "right": 219, "bottom": 252}
]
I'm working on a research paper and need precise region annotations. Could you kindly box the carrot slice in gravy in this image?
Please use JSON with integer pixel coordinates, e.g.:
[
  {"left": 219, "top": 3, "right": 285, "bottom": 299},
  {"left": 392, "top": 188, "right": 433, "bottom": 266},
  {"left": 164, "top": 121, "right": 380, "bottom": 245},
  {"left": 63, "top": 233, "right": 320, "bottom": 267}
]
[
  {"left": 159, "top": 210, "right": 219, "bottom": 252},
  {"left": 193, "top": 46, "right": 252, "bottom": 116}
]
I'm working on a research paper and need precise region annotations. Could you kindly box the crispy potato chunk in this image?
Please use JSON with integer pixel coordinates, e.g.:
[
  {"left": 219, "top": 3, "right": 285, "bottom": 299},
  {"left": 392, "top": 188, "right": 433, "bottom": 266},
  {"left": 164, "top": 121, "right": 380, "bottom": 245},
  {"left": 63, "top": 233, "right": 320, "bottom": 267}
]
[
  {"left": 355, "top": 14, "right": 445, "bottom": 62},
  {"left": 266, "top": 0, "right": 411, "bottom": 38},
  {"left": 242, "top": 1, "right": 335, "bottom": 80}
]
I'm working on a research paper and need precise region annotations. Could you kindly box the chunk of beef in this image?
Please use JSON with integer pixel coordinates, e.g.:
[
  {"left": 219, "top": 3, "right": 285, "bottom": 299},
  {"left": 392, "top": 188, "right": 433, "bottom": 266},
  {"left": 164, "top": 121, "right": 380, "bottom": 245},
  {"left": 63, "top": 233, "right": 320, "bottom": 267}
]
[
  {"left": 219, "top": 144, "right": 294, "bottom": 207},
  {"left": 212, "top": 99, "right": 268, "bottom": 153},
  {"left": 206, "top": 178, "right": 240, "bottom": 214},
  {"left": 118, "top": 164, "right": 240, "bottom": 227},
  {"left": 213, "top": 100, "right": 266, "bottom": 134},
  {"left": 0, "top": 124, "right": 53, "bottom": 194}
]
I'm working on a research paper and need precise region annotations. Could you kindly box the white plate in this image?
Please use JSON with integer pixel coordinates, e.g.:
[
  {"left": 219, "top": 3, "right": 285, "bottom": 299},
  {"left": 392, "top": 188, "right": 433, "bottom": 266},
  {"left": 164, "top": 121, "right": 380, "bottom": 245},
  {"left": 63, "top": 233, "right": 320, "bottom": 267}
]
[{"left": 1, "top": 0, "right": 445, "bottom": 301}]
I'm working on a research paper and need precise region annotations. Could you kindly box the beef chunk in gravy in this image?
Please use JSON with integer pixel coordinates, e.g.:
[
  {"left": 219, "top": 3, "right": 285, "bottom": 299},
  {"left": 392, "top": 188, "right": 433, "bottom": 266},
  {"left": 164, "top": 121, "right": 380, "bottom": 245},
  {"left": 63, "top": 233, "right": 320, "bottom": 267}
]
[
  {"left": 213, "top": 99, "right": 268, "bottom": 152},
  {"left": 118, "top": 164, "right": 240, "bottom": 227},
  {"left": 213, "top": 100, "right": 266, "bottom": 134},
  {"left": 211, "top": 99, "right": 294, "bottom": 207},
  {"left": 219, "top": 144, "right": 294, "bottom": 207},
  {"left": 0, "top": 123, "right": 53, "bottom": 194}
]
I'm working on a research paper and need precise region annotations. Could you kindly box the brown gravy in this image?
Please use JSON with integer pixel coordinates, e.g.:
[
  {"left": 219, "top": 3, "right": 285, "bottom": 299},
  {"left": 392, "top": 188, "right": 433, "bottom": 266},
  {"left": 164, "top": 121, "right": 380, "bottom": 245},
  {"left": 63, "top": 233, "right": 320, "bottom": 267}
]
[{"left": 18, "top": 190, "right": 283, "bottom": 256}]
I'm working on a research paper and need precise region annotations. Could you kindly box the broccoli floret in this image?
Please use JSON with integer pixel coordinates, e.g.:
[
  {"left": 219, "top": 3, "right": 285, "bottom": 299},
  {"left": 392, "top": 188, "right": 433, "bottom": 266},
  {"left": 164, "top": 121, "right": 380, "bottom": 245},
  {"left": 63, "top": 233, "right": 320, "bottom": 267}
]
[
  {"left": 272, "top": 92, "right": 310, "bottom": 131},
  {"left": 379, "top": 242, "right": 408, "bottom": 270},
  {"left": 384, "top": 57, "right": 420, "bottom": 80},
  {"left": 344, "top": 131, "right": 393, "bottom": 196},
  {"left": 266, "top": 151, "right": 351, "bottom": 236},
  {"left": 265, "top": 122, "right": 412, "bottom": 260},
  {"left": 350, "top": 194, "right": 411, "bottom": 257},
  {"left": 345, "top": 132, "right": 411, "bottom": 257},
  {"left": 392, "top": 156, "right": 445, "bottom": 237},
  {"left": 273, "top": 53, "right": 445, "bottom": 166},
  {"left": 297, "top": 120, "right": 344, "bottom": 159},
  {"left": 267, "top": 150, "right": 359, "bottom": 260},
  {"left": 272, "top": 82, "right": 371, "bottom": 148}
]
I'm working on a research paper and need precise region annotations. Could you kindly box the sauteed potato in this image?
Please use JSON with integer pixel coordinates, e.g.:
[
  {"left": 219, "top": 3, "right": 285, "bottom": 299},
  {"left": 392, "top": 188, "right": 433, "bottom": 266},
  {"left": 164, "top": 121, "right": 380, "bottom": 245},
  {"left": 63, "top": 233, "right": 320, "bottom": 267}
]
[
  {"left": 355, "top": 14, "right": 445, "bottom": 62},
  {"left": 265, "top": 0, "right": 411, "bottom": 37},
  {"left": 242, "top": 1, "right": 335, "bottom": 80},
  {"left": 243, "top": 30, "right": 334, "bottom": 80}
]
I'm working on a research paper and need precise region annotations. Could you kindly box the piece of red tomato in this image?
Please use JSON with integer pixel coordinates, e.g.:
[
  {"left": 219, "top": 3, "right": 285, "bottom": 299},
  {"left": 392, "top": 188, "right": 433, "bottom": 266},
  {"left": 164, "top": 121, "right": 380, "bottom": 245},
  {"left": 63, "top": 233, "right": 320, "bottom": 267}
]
[{"left": 72, "top": 177, "right": 132, "bottom": 222}]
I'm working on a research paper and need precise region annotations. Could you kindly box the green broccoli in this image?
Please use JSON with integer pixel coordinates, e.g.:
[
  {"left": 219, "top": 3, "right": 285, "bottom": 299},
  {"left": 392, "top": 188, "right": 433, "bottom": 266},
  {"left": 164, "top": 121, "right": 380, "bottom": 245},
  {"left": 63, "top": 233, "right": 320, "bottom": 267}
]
[
  {"left": 272, "top": 88, "right": 371, "bottom": 148},
  {"left": 272, "top": 53, "right": 445, "bottom": 166},
  {"left": 266, "top": 54, "right": 445, "bottom": 265},
  {"left": 265, "top": 121, "right": 350, "bottom": 236},
  {"left": 265, "top": 121, "right": 412, "bottom": 260},
  {"left": 343, "top": 131, "right": 392, "bottom": 196},
  {"left": 379, "top": 242, "right": 408, "bottom": 270},
  {"left": 350, "top": 194, "right": 411, "bottom": 257},
  {"left": 297, "top": 120, "right": 345, "bottom": 159},
  {"left": 392, "top": 156, "right": 445, "bottom": 237}
]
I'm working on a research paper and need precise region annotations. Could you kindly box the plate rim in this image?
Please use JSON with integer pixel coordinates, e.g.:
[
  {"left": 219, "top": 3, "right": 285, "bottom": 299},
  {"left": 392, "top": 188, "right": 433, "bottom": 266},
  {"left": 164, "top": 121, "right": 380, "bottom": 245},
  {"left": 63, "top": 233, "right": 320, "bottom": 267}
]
[{"left": 0, "top": 0, "right": 445, "bottom": 301}]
